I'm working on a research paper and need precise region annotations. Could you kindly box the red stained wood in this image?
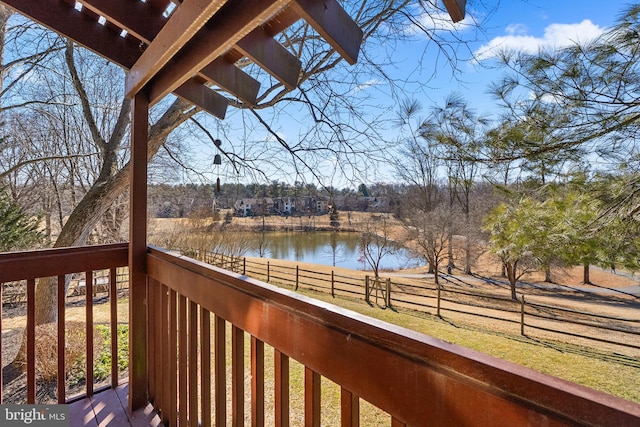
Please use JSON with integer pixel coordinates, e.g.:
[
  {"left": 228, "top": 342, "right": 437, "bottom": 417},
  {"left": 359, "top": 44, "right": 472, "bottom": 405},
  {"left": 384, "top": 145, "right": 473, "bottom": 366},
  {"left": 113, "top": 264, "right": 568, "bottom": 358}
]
[
  {"left": 201, "top": 308, "right": 212, "bottom": 427},
  {"left": 291, "top": 0, "right": 363, "bottom": 65},
  {"left": 232, "top": 325, "right": 245, "bottom": 427},
  {"left": 0, "top": 243, "right": 128, "bottom": 283},
  {"left": 79, "top": 0, "right": 166, "bottom": 43},
  {"left": 146, "top": 0, "right": 288, "bottom": 104},
  {"left": 57, "top": 274, "right": 66, "bottom": 403},
  {"left": 128, "top": 92, "right": 149, "bottom": 411},
  {"left": 110, "top": 268, "right": 119, "bottom": 389},
  {"left": 200, "top": 58, "right": 260, "bottom": 106},
  {"left": 173, "top": 77, "right": 228, "bottom": 119},
  {"left": 86, "top": 270, "right": 94, "bottom": 397},
  {"left": 189, "top": 300, "right": 199, "bottom": 425},
  {"left": 0, "top": 283, "right": 2, "bottom": 403},
  {"left": 125, "top": 0, "right": 227, "bottom": 97},
  {"left": 178, "top": 294, "right": 188, "bottom": 426},
  {"left": 304, "top": 368, "right": 321, "bottom": 427},
  {"left": 251, "top": 337, "right": 265, "bottom": 427},
  {"left": 168, "top": 290, "right": 178, "bottom": 424},
  {"left": 340, "top": 388, "right": 359, "bottom": 427},
  {"left": 160, "top": 284, "right": 170, "bottom": 425},
  {"left": 442, "top": 0, "right": 467, "bottom": 23},
  {"left": 147, "top": 248, "right": 640, "bottom": 427},
  {"left": 5, "top": 0, "right": 367, "bottom": 125},
  {"left": 1, "top": 0, "right": 140, "bottom": 69},
  {"left": 215, "top": 316, "right": 227, "bottom": 425},
  {"left": 26, "top": 278, "right": 35, "bottom": 404},
  {"left": 274, "top": 350, "right": 289, "bottom": 427},
  {"left": 235, "top": 27, "right": 301, "bottom": 90}
]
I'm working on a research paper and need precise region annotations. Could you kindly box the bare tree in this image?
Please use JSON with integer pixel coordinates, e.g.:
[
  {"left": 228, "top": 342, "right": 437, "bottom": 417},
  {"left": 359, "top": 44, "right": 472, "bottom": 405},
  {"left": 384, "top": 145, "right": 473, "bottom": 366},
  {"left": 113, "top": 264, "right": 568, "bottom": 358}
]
[
  {"left": 0, "top": 2, "right": 489, "bottom": 326},
  {"left": 359, "top": 217, "right": 396, "bottom": 279}
]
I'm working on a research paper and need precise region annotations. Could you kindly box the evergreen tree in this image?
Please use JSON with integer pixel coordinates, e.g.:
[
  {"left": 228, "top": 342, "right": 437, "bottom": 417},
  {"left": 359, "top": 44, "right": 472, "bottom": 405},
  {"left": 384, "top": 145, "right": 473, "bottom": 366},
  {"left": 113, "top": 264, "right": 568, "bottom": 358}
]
[{"left": 0, "top": 187, "right": 42, "bottom": 252}]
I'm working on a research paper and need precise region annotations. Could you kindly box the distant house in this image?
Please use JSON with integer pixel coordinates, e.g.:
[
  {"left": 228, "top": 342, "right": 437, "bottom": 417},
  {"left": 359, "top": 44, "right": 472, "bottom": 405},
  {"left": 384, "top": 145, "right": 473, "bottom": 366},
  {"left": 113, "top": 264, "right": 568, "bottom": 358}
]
[
  {"left": 274, "top": 197, "right": 296, "bottom": 215},
  {"left": 314, "top": 197, "right": 329, "bottom": 213},
  {"left": 234, "top": 198, "right": 254, "bottom": 216},
  {"left": 234, "top": 197, "right": 274, "bottom": 216}
]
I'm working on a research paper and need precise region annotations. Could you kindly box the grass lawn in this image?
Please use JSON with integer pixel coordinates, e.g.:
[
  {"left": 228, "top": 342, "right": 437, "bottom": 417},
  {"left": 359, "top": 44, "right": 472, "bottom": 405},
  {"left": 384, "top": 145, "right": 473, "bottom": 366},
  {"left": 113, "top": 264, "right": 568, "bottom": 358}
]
[{"left": 293, "top": 288, "right": 640, "bottom": 404}]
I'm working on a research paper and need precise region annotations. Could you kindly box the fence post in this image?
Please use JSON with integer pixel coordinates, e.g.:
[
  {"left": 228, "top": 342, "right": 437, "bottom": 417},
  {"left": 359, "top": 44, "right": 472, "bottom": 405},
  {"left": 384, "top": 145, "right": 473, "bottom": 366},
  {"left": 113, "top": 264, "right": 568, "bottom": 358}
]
[
  {"left": 295, "top": 265, "right": 299, "bottom": 291},
  {"left": 267, "top": 261, "right": 270, "bottom": 283},
  {"left": 243, "top": 258, "right": 246, "bottom": 275},
  {"left": 436, "top": 280, "right": 441, "bottom": 318},
  {"left": 365, "top": 276, "right": 370, "bottom": 304},
  {"left": 375, "top": 278, "right": 379, "bottom": 305},
  {"left": 331, "top": 271, "right": 335, "bottom": 298},
  {"left": 385, "top": 278, "right": 391, "bottom": 308},
  {"left": 520, "top": 294, "right": 526, "bottom": 336}
]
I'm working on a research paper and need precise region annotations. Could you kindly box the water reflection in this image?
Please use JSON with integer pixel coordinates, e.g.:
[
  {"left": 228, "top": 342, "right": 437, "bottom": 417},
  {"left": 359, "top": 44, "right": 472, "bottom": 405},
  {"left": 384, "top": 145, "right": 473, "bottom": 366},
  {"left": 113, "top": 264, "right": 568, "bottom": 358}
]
[{"left": 243, "top": 231, "right": 421, "bottom": 271}]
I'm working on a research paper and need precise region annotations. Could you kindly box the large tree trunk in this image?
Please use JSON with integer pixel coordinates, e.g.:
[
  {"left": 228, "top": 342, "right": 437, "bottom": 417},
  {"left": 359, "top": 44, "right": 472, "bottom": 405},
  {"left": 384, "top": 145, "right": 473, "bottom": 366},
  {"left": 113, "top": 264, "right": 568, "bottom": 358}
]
[{"left": 34, "top": 94, "right": 194, "bottom": 325}]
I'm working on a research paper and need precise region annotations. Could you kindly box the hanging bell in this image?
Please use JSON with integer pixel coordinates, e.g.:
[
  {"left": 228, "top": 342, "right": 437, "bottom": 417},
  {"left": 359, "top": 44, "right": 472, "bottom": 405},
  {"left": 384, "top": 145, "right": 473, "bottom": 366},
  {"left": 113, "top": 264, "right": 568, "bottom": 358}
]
[{"left": 213, "top": 154, "right": 221, "bottom": 165}]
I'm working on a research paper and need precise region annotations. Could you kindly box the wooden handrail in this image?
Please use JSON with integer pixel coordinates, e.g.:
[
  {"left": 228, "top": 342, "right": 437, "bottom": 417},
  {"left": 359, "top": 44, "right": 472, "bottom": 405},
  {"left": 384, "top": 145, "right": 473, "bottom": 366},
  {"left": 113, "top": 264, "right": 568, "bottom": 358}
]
[
  {"left": 146, "top": 246, "right": 640, "bottom": 426},
  {"left": 0, "top": 243, "right": 129, "bottom": 404},
  {"left": 0, "top": 243, "right": 129, "bottom": 283}
]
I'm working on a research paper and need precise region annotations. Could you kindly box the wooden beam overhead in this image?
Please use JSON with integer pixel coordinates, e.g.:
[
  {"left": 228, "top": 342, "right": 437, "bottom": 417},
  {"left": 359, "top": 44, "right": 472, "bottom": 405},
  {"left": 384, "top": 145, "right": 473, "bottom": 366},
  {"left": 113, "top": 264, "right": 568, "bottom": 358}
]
[
  {"left": 290, "top": 0, "right": 363, "bottom": 65},
  {"left": 262, "top": 5, "right": 301, "bottom": 37},
  {"left": 199, "top": 58, "right": 260, "bottom": 106},
  {"left": 143, "top": 0, "right": 289, "bottom": 105},
  {"left": 235, "top": 28, "right": 301, "bottom": 90},
  {"left": 173, "top": 78, "right": 228, "bottom": 119},
  {"left": 79, "top": 0, "right": 262, "bottom": 106},
  {"left": 1, "top": 0, "right": 369, "bottom": 119},
  {"left": 442, "top": 0, "right": 466, "bottom": 23},
  {"left": 125, "top": 0, "right": 228, "bottom": 98},
  {"left": 79, "top": 0, "right": 167, "bottom": 44},
  {"left": 2, "top": 0, "right": 141, "bottom": 69}
]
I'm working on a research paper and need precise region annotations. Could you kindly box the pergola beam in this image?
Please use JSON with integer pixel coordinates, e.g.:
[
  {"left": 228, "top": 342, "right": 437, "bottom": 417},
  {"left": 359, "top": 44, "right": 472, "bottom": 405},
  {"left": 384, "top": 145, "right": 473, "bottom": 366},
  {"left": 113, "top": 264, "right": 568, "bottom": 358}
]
[
  {"left": 141, "top": 0, "right": 289, "bottom": 105},
  {"left": 174, "top": 78, "right": 228, "bottom": 119},
  {"left": 291, "top": 0, "right": 363, "bottom": 65},
  {"left": 125, "top": 0, "right": 228, "bottom": 98},
  {"left": 1, "top": 0, "right": 230, "bottom": 116},
  {"left": 199, "top": 58, "right": 260, "bottom": 106},
  {"left": 442, "top": 0, "right": 466, "bottom": 23},
  {"left": 79, "top": 0, "right": 166, "bottom": 44},
  {"left": 236, "top": 29, "right": 301, "bottom": 90},
  {"left": 2, "top": 0, "right": 140, "bottom": 69}
]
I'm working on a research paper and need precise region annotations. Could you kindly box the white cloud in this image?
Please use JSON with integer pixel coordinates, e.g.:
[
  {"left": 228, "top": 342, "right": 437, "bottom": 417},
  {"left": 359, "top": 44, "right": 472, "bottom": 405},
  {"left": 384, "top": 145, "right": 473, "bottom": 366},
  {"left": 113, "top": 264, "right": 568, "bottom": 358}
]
[
  {"left": 351, "top": 79, "right": 381, "bottom": 93},
  {"left": 474, "top": 19, "right": 605, "bottom": 61}
]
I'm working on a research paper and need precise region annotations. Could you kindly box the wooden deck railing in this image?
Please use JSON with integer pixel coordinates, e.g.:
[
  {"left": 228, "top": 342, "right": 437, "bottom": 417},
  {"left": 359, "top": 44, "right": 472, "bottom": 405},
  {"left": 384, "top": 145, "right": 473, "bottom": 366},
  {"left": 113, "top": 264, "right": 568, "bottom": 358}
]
[
  {"left": 2, "top": 244, "right": 640, "bottom": 425},
  {"left": 146, "top": 246, "right": 640, "bottom": 426},
  {"left": 0, "top": 243, "right": 129, "bottom": 404}
]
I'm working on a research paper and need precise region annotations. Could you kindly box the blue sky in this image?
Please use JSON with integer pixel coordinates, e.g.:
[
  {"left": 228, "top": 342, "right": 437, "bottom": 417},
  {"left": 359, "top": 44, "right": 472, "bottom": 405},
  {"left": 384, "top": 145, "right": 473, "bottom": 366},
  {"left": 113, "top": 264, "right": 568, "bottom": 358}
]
[
  {"left": 192, "top": 1, "right": 636, "bottom": 187},
  {"left": 408, "top": 0, "right": 633, "bottom": 115}
]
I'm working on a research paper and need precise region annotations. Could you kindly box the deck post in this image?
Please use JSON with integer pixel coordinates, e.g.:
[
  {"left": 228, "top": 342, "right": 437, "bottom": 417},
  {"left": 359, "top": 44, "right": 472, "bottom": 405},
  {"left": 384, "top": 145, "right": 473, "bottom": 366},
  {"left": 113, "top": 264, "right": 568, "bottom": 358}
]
[{"left": 129, "top": 91, "right": 149, "bottom": 410}]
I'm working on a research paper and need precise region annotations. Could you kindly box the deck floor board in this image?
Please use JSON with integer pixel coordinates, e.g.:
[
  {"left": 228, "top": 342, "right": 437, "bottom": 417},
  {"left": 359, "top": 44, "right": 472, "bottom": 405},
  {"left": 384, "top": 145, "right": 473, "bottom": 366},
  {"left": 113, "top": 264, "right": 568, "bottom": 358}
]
[{"left": 69, "top": 384, "right": 160, "bottom": 427}]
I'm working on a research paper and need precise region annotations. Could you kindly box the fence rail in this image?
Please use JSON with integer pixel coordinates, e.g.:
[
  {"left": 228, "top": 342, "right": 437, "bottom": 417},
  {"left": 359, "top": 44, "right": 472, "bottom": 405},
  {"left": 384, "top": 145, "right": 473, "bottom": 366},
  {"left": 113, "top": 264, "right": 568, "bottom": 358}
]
[{"left": 197, "top": 251, "right": 640, "bottom": 357}]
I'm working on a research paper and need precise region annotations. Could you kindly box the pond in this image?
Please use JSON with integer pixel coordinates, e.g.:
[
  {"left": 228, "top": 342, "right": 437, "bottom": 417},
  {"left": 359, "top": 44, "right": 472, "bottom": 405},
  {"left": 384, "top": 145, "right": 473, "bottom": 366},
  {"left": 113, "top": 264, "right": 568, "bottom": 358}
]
[{"left": 243, "top": 231, "right": 422, "bottom": 271}]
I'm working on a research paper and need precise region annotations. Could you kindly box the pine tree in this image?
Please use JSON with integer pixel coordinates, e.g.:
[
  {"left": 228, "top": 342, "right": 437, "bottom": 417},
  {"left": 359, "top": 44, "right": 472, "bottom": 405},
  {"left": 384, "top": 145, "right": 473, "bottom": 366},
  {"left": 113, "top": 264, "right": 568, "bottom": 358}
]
[{"left": 0, "top": 188, "right": 42, "bottom": 252}]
